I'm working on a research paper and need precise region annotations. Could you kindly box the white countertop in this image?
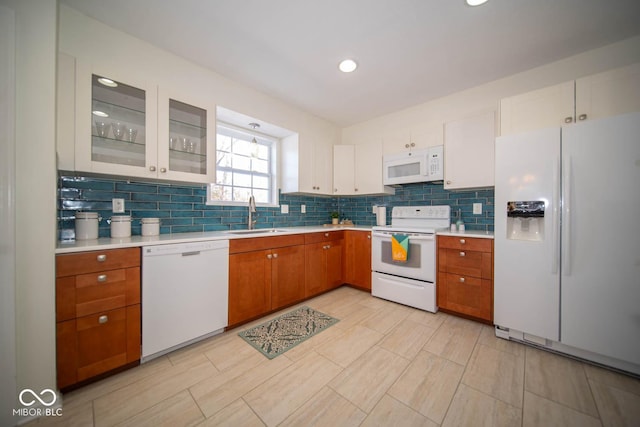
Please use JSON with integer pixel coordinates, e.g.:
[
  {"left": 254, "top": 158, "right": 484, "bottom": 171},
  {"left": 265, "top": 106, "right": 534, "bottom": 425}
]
[
  {"left": 437, "top": 230, "right": 494, "bottom": 239},
  {"left": 55, "top": 225, "right": 373, "bottom": 254}
]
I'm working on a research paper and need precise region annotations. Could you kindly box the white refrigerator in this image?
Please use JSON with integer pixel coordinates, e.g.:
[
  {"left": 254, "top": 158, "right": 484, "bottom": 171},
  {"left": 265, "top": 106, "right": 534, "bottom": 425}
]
[{"left": 494, "top": 112, "right": 640, "bottom": 374}]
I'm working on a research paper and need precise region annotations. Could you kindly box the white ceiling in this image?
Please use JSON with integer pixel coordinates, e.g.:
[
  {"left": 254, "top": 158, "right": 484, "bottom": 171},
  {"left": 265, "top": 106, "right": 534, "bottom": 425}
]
[{"left": 60, "top": 0, "right": 640, "bottom": 127}]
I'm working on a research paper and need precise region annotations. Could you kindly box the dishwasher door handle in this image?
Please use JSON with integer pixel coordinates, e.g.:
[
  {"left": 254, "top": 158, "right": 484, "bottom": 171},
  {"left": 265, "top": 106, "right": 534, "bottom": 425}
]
[{"left": 182, "top": 251, "right": 201, "bottom": 257}]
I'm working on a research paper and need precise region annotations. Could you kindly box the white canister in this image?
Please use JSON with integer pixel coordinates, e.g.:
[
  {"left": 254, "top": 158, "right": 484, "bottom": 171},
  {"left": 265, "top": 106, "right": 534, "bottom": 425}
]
[
  {"left": 75, "top": 212, "right": 100, "bottom": 240},
  {"left": 110, "top": 215, "right": 132, "bottom": 238},
  {"left": 141, "top": 217, "right": 160, "bottom": 236}
]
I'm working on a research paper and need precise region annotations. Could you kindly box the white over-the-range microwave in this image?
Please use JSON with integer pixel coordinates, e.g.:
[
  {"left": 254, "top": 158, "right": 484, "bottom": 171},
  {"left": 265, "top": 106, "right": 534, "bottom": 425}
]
[{"left": 383, "top": 145, "right": 444, "bottom": 185}]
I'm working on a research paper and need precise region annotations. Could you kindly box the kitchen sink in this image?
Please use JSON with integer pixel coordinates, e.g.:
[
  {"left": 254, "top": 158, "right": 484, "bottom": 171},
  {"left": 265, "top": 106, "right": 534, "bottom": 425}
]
[{"left": 226, "top": 229, "right": 286, "bottom": 235}]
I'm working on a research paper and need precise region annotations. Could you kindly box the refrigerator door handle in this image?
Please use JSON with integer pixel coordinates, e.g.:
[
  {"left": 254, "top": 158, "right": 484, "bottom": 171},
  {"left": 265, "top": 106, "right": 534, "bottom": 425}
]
[
  {"left": 552, "top": 157, "right": 560, "bottom": 274},
  {"left": 562, "top": 155, "right": 572, "bottom": 276}
]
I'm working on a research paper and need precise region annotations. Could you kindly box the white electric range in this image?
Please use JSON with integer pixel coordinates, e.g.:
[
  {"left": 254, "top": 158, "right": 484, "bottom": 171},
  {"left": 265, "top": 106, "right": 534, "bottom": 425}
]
[{"left": 371, "top": 205, "right": 451, "bottom": 312}]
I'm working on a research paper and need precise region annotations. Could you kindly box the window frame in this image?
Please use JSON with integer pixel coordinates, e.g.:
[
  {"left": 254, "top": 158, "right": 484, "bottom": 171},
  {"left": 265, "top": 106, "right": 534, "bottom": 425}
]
[{"left": 206, "top": 122, "right": 279, "bottom": 207}]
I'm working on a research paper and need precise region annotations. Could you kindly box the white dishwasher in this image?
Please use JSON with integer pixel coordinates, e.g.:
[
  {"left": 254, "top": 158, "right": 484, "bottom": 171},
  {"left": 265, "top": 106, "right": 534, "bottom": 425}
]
[{"left": 141, "top": 239, "right": 229, "bottom": 362}]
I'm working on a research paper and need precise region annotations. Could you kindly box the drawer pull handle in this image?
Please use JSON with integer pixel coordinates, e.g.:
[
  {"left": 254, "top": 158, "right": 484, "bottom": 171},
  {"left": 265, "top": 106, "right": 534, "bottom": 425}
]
[
  {"left": 459, "top": 239, "right": 465, "bottom": 244},
  {"left": 96, "top": 254, "right": 107, "bottom": 262},
  {"left": 267, "top": 254, "right": 272, "bottom": 259},
  {"left": 98, "top": 315, "right": 108, "bottom": 324},
  {"left": 273, "top": 253, "right": 278, "bottom": 259},
  {"left": 459, "top": 277, "right": 465, "bottom": 283},
  {"left": 324, "top": 233, "right": 329, "bottom": 237},
  {"left": 97, "top": 274, "right": 107, "bottom": 282},
  {"left": 459, "top": 251, "right": 465, "bottom": 257}
]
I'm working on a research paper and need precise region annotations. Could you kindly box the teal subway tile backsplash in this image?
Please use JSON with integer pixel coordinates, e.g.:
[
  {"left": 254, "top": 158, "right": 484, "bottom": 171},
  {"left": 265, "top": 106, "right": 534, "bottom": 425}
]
[{"left": 57, "top": 175, "right": 494, "bottom": 239}]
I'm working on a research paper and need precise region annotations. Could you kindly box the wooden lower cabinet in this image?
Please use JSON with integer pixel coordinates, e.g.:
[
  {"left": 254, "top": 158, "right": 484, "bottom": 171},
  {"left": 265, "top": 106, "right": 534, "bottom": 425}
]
[
  {"left": 57, "top": 305, "right": 140, "bottom": 387},
  {"left": 55, "top": 248, "right": 141, "bottom": 390},
  {"left": 228, "top": 235, "right": 306, "bottom": 327},
  {"left": 271, "top": 245, "right": 306, "bottom": 309},
  {"left": 437, "top": 235, "right": 494, "bottom": 323},
  {"left": 345, "top": 230, "right": 372, "bottom": 291},
  {"left": 228, "top": 249, "right": 272, "bottom": 326},
  {"left": 304, "top": 231, "right": 344, "bottom": 297}
]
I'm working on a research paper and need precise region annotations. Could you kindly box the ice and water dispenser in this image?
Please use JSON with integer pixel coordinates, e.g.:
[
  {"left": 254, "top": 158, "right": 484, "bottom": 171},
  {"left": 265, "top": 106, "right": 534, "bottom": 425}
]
[{"left": 506, "top": 201, "right": 545, "bottom": 241}]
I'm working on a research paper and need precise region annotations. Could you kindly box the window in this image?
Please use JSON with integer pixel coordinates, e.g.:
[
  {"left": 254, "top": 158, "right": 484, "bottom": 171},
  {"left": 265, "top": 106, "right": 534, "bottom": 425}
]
[{"left": 207, "top": 124, "right": 277, "bottom": 205}]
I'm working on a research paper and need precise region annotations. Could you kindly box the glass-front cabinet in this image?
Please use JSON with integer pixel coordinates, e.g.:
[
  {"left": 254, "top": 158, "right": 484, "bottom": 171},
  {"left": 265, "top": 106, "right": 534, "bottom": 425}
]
[
  {"left": 75, "top": 60, "right": 215, "bottom": 183},
  {"left": 157, "top": 86, "right": 216, "bottom": 182},
  {"left": 91, "top": 74, "right": 147, "bottom": 168}
]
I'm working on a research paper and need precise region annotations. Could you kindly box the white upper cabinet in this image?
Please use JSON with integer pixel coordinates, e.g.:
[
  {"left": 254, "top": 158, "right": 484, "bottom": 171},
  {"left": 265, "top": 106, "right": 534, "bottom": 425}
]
[
  {"left": 333, "top": 145, "right": 355, "bottom": 195},
  {"left": 575, "top": 62, "right": 640, "bottom": 122},
  {"left": 75, "top": 60, "right": 158, "bottom": 179},
  {"left": 381, "top": 125, "right": 441, "bottom": 156},
  {"left": 74, "top": 59, "right": 216, "bottom": 183},
  {"left": 500, "top": 81, "right": 574, "bottom": 136},
  {"left": 444, "top": 111, "right": 496, "bottom": 190},
  {"left": 281, "top": 134, "right": 333, "bottom": 195},
  {"left": 355, "top": 141, "right": 394, "bottom": 195},
  {"left": 500, "top": 62, "right": 640, "bottom": 136},
  {"left": 333, "top": 141, "right": 394, "bottom": 196},
  {"left": 157, "top": 86, "right": 216, "bottom": 183}
]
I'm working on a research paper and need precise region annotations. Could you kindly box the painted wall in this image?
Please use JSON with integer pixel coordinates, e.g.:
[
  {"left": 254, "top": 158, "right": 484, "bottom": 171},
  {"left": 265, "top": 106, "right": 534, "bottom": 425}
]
[
  {"left": 4, "top": 0, "right": 58, "bottom": 424},
  {"left": 0, "top": 4, "right": 17, "bottom": 424},
  {"left": 342, "top": 36, "right": 640, "bottom": 152}
]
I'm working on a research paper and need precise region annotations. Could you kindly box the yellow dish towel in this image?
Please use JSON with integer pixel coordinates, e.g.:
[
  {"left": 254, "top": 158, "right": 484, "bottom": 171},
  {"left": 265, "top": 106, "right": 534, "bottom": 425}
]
[{"left": 391, "top": 234, "right": 409, "bottom": 262}]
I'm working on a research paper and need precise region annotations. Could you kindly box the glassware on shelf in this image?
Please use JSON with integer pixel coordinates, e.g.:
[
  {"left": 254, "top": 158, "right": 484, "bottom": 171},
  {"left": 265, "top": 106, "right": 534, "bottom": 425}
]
[
  {"left": 170, "top": 136, "right": 179, "bottom": 150},
  {"left": 180, "top": 137, "right": 190, "bottom": 152},
  {"left": 95, "top": 121, "right": 111, "bottom": 138},
  {"left": 125, "top": 128, "right": 138, "bottom": 143},
  {"left": 112, "top": 122, "right": 126, "bottom": 140},
  {"left": 188, "top": 140, "right": 197, "bottom": 153}
]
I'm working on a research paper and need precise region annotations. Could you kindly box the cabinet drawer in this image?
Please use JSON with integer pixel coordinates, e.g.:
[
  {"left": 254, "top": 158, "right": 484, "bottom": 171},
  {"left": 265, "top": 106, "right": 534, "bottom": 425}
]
[
  {"left": 438, "top": 236, "right": 492, "bottom": 252},
  {"left": 439, "top": 248, "right": 492, "bottom": 279},
  {"left": 56, "top": 248, "right": 141, "bottom": 277},
  {"left": 439, "top": 272, "right": 492, "bottom": 321},
  {"left": 304, "top": 231, "right": 344, "bottom": 244},
  {"left": 56, "top": 267, "right": 141, "bottom": 322}
]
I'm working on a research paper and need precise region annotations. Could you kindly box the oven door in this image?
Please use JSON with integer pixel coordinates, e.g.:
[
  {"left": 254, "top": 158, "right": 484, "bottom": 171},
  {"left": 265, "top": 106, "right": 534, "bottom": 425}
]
[{"left": 371, "top": 231, "right": 436, "bottom": 282}]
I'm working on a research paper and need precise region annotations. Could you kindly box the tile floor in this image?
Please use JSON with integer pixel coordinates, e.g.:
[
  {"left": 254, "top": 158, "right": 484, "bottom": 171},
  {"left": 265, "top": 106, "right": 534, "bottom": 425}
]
[{"left": 30, "top": 286, "right": 640, "bottom": 427}]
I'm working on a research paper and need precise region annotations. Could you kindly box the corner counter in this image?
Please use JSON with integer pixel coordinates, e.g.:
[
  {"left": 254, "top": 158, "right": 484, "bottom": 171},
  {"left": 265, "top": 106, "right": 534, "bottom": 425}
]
[{"left": 437, "top": 229, "right": 494, "bottom": 239}]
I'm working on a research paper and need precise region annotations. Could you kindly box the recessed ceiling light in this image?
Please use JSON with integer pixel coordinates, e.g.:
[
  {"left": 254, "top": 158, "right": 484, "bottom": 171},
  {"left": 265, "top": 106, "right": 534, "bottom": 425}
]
[
  {"left": 466, "top": 0, "right": 488, "bottom": 5},
  {"left": 338, "top": 59, "right": 358, "bottom": 73},
  {"left": 97, "top": 77, "right": 118, "bottom": 87},
  {"left": 92, "top": 110, "right": 109, "bottom": 117}
]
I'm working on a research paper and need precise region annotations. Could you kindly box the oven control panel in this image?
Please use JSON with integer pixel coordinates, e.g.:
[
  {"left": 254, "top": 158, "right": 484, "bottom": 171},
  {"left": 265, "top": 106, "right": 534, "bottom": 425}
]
[{"left": 391, "top": 205, "right": 450, "bottom": 220}]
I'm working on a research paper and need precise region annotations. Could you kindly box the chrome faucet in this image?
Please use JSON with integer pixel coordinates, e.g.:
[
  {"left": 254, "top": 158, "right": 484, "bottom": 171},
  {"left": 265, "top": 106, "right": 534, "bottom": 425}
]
[{"left": 248, "top": 195, "right": 257, "bottom": 229}]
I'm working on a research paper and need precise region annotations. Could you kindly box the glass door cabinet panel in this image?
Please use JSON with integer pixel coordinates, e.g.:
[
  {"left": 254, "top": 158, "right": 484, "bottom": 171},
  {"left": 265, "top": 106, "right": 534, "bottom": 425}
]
[
  {"left": 75, "top": 59, "right": 157, "bottom": 179},
  {"left": 168, "top": 99, "right": 207, "bottom": 175},
  {"left": 157, "top": 86, "right": 216, "bottom": 183},
  {"left": 91, "top": 74, "right": 146, "bottom": 167}
]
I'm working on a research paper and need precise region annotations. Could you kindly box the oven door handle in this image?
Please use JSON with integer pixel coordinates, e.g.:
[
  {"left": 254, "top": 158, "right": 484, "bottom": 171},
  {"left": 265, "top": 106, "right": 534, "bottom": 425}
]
[{"left": 371, "top": 232, "right": 435, "bottom": 241}]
